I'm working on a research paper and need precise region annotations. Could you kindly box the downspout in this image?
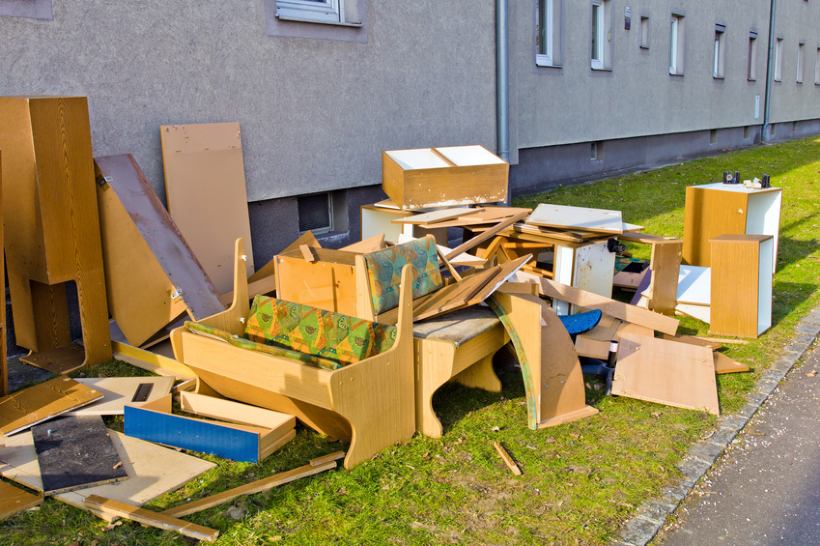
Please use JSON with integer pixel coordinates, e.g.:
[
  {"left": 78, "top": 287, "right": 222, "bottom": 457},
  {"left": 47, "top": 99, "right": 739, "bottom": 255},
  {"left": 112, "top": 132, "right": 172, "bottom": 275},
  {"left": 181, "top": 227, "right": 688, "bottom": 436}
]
[
  {"left": 762, "top": 0, "right": 777, "bottom": 142},
  {"left": 497, "top": 0, "right": 510, "bottom": 162}
]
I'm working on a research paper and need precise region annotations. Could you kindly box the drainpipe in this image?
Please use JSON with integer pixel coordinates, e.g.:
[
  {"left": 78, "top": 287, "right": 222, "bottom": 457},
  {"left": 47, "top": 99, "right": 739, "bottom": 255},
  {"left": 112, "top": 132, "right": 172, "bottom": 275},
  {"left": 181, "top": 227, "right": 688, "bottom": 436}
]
[
  {"left": 497, "top": 0, "right": 510, "bottom": 162},
  {"left": 762, "top": 0, "right": 777, "bottom": 142}
]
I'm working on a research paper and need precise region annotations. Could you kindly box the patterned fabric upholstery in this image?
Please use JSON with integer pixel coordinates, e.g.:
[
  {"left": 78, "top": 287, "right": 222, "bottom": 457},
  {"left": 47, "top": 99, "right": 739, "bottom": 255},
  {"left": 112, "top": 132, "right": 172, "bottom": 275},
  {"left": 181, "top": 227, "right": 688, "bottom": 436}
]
[
  {"left": 244, "top": 295, "right": 397, "bottom": 366},
  {"left": 185, "top": 321, "right": 342, "bottom": 370},
  {"left": 363, "top": 237, "right": 443, "bottom": 315}
]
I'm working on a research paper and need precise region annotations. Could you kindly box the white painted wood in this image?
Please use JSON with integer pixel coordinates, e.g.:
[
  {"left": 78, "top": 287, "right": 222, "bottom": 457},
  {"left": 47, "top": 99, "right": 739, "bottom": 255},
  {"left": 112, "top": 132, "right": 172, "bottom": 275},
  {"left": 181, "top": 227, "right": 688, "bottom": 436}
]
[
  {"left": 527, "top": 203, "right": 623, "bottom": 234},
  {"left": 571, "top": 242, "right": 615, "bottom": 314},
  {"left": 758, "top": 237, "right": 774, "bottom": 335},
  {"left": 385, "top": 149, "right": 450, "bottom": 170},
  {"left": 551, "top": 245, "right": 575, "bottom": 315},
  {"left": 675, "top": 302, "right": 711, "bottom": 323},
  {"left": 361, "top": 206, "right": 405, "bottom": 243},
  {"left": 72, "top": 377, "right": 174, "bottom": 416},
  {"left": 434, "top": 145, "right": 506, "bottom": 166},
  {"left": 674, "top": 265, "right": 711, "bottom": 305}
]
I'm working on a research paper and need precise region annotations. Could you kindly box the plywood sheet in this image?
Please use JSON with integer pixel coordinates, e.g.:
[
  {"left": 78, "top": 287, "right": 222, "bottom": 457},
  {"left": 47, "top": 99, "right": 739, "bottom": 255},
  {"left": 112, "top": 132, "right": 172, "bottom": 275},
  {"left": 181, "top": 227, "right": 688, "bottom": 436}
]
[
  {"left": 161, "top": 122, "right": 253, "bottom": 293},
  {"left": 32, "top": 415, "right": 127, "bottom": 494},
  {"left": 527, "top": 204, "right": 623, "bottom": 234},
  {"left": 0, "top": 429, "right": 215, "bottom": 514},
  {"left": 96, "top": 154, "right": 224, "bottom": 326},
  {"left": 1, "top": 377, "right": 102, "bottom": 436},
  {"left": 72, "top": 377, "right": 174, "bottom": 416},
  {"left": 611, "top": 333, "right": 719, "bottom": 415},
  {"left": 392, "top": 207, "right": 480, "bottom": 225},
  {"left": 0, "top": 480, "right": 41, "bottom": 521}
]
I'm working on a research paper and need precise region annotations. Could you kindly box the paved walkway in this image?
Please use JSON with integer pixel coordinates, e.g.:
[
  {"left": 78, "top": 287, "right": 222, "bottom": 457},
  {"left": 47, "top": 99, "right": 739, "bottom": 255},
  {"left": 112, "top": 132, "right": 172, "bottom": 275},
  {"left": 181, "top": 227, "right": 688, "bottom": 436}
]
[
  {"left": 657, "top": 338, "right": 820, "bottom": 545},
  {"left": 616, "top": 307, "right": 820, "bottom": 546}
]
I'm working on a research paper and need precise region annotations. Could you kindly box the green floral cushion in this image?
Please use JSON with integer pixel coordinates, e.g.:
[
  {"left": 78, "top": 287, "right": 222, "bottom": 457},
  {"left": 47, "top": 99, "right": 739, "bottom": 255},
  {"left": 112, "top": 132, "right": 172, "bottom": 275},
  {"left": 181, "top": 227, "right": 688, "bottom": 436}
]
[
  {"left": 364, "top": 237, "right": 443, "bottom": 315},
  {"left": 244, "top": 296, "right": 397, "bottom": 366},
  {"left": 184, "top": 321, "right": 342, "bottom": 370}
]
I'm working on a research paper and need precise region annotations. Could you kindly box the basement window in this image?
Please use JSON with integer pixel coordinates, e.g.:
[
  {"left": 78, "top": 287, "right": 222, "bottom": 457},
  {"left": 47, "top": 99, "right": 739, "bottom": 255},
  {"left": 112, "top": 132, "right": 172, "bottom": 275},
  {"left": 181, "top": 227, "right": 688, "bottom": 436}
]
[{"left": 298, "top": 193, "right": 334, "bottom": 234}]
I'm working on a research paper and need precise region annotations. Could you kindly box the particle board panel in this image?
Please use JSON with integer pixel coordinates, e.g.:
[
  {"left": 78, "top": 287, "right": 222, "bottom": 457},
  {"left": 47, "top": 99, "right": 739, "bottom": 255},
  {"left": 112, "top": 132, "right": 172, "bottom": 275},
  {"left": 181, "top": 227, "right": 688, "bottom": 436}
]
[
  {"left": 527, "top": 203, "right": 623, "bottom": 234},
  {"left": 95, "top": 155, "right": 224, "bottom": 343},
  {"left": 179, "top": 391, "right": 296, "bottom": 431},
  {"left": 391, "top": 207, "right": 481, "bottom": 225},
  {"left": 161, "top": 122, "right": 254, "bottom": 293},
  {"left": 109, "top": 322, "right": 196, "bottom": 380},
  {"left": 0, "top": 429, "right": 215, "bottom": 516},
  {"left": 72, "top": 377, "right": 175, "bottom": 416},
  {"left": 611, "top": 333, "right": 719, "bottom": 415},
  {"left": 713, "top": 352, "right": 750, "bottom": 374},
  {"left": 0, "top": 153, "right": 6, "bottom": 397},
  {"left": 32, "top": 415, "right": 128, "bottom": 494},
  {"left": 0, "top": 480, "right": 41, "bottom": 521},
  {"left": 83, "top": 495, "right": 219, "bottom": 543},
  {"left": 0, "top": 377, "right": 102, "bottom": 436},
  {"left": 673, "top": 265, "right": 711, "bottom": 305},
  {"left": 124, "top": 395, "right": 293, "bottom": 462},
  {"left": 645, "top": 239, "right": 682, "bottom": 315},
  {"left": 275, "top": 248, "right": 360, "bottom": 315}
]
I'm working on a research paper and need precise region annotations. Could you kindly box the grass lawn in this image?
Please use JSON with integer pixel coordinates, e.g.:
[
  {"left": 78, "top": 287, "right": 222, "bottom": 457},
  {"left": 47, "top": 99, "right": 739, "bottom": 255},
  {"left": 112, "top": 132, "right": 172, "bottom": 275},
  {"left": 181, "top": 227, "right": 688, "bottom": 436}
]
[{"left": 2, "top": 137, "right": 819, "bottom": 545}]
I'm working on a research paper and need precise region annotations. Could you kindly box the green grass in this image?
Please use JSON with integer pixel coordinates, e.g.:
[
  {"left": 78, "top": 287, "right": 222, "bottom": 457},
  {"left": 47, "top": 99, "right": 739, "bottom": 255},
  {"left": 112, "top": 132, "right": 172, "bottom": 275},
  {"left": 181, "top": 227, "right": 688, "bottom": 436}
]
[{"left": 2, "top": 137, "right": 819, "bottom": 545}]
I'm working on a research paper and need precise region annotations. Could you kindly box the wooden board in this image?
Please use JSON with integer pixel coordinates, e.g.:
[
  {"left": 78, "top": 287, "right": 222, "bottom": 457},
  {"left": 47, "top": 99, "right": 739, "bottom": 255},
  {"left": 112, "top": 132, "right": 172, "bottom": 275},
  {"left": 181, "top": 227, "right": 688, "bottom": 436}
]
[
  {"left": 95, "top": 154, "right": 224, "bottom": 345},
  {"left": 0, "top": 377, "right": 102, "bottom": 436},
  {"left": 125, "top": 395, "right": 294, "bottom": 462},
  {"left": 275, "top": 248, "right": 359, "bottom": 315},
  {"left": 0, "top": 153, "right": 6, "bottom": 396},
  {"left": 674, "top": 265, "right": 711, "bottom": 305},
  {"left": 713, "top": 352, "right": 750, "bottom": 374},
  {"left": 72, "top": 377, "right": 175, "bottom": 416},
  {"left": 110, "top": 333, "right": 196, "bottom": 380},
  {"left": 83, "top": 495, "right": 218, "bottom": 543},
  {"left": 444, "top": 210, "right": 530, "bottom": 260},
  {"left": 527, "top": 203, "right": 623, "bottom": 234},
  {"left": 0, "top": 480, "right": 41, "bottom": 521},
  {"left": 179, "top": 391, "right": 295, "bottom": 430},
  {"left": 391, "top": 207, "right": 481, "bottom": 225},
  {"left": 32, "top": 415, "right": 128, "bottom": 494},
  {"left": 161, "top": 122, "right": 253, "bottom": 293},
  {"left": 0, "top": 429, "right": 215, "bottom": 517},
  {"left": 538, "top": 278, "right": 679, "bottom": 336},
  {"left": 161, "top": 460, "right": 336, "bottom": 518},
  {"left": 645, "top": 239, "right": 682, "bottom": 315},
  {"left": 660, "top": 334, "right": 723, "bottom": 350},
  {"left": 611, "top": 333, "right": 719, "bottom": 415}
]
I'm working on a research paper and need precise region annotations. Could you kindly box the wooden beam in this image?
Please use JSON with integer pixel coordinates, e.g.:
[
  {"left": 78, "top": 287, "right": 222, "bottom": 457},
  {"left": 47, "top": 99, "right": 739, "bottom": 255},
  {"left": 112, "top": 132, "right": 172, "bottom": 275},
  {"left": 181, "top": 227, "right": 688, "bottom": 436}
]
[
  {"left": 537, "top": 278, "right": 679, "bottom": 336},
  {"left": 161, "top": 461, "right": 336, "bottom": 518},
  {"left": 83, "top": 495, "right": 219, "bottom": 543}
]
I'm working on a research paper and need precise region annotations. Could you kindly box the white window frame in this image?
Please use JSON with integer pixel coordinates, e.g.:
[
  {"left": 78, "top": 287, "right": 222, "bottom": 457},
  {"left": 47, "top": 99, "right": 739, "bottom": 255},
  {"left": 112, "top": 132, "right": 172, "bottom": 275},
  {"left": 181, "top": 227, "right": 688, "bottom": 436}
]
[
  {"left": 774, "top": 37, "right": 784, "bottom": 82},
  {"left": 536, "top": 0, "right": 555, "bottom": 66},
  {"left": 669, "top": 14, "right": 684, "bottom": 75},
  {"left": 815, "top": 47, "right": 820, "bottom": 85},
  {"left": 639, "top": 14, "right": 650, "bottom": 50},
  {"left": 591, "top": 1, "right": 605, "bottom": 70},
  {"left": 797, "top": 42, "right": 805, "bottom": 83},
  {"left": 713, "top": 25, "right": 726, "bottom": 79},
  {"left": 276, "top": 0, "right": 356, "bottom": 25},
  {"left": 748, "top": 31, "right": 758, "bottom": 81}
]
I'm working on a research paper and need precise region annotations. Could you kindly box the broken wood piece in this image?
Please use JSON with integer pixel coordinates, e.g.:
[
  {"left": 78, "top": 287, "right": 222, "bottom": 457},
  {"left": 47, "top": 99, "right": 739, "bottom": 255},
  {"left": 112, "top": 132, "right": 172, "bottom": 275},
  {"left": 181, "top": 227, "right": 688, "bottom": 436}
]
[
  {"left": 435, "top": 245, "right": 462, "bottom": 282},
  {"left": 72, "top": 377, "right": 175, "bottom": 416},
  {"left": 0, "top": 480, "right": 42, "bottom": 521},
  {"left": 161, "top": 461, "right": 336, "bottom": 518},
  {"left": 339, "top": 233, "right": 385, "bottom": 254},
  {"left": 493, "top": 441, "right": 521, "bottom": 476},
  {"left": 694, "top": 336, "right": 749, "bottom": 345},
  {"left": 538, "top": 278, "right": 679, "bottom": 336},
  {"left": 110, "top": 331, "right": 196, "bottom": 381},
  {"left": 390, "top": 207, "right": 481, "bottom": 225},
  {"left": 660, "top": 334, "right": 723, "bottom": 350},
  {"left": 32, "top": 415, "right": 128, "bottom": 495},
  {"left": 310, "top": 451, "right": 346, "bottom": 467},
  {"left": 527, "top": 203, "right": 623, "bottom": 234},
  {"left": 0, "top": 377, "right": 103, "bottom": 436},
  {"left": 611, "top": 333, "right": 719, "bottom": 415},
  {"left": 445, "top": 210, "right": 530, "bottom": 261},
  {"left": 83, "top": 495, "right": 219, "bottom": 543},
  {"left": 179, "top": 391, "right": 296, "bottom": 431},
  {"left": 644, "top": 239, "right": 682, "bottom": 315},
  {"left": 300, "top": 244, "right": 316, "bottom": 262},
  {"left": 713, "top": 352, "right": 750, "bottom": 374}
]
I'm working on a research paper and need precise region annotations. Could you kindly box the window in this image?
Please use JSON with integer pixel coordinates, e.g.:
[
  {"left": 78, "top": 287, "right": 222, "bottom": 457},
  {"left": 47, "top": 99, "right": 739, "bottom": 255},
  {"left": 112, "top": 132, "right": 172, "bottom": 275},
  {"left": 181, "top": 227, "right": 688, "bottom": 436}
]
[
  {"left": 265, "top": 0, "right": 366, "bottom": 42},
  {"left": 590, "top": 1, "right": 610, "bottom": 70},
  {"left": 276, "top": 0, "right": 358, "bottom": 25},
  {"left": 639, "top": 14, "right": 650, "bottom": 50},
  {"left": 0, "top": 0, "right": 53, "bottom": 19},
  {"left": 297, "top": 193, "right": 333, "bottom": 234},
  {"left": 713, "top": 24, "right": 726, "bottom": 79},
  {"left": 815, "top": 47, "right": 820, "bottom": 85},
  {"left": 774, "top": 38, "right": 784, "bottom": 81},
  {"left": 669, "top": 13, "right": 685, "bottom": 75},
  {"left": 536, "top": 0, "right": 563, "bottom": 67},
  {"left": 797, "top": 42, "right": 805, "bottom": 83},
  {"left": 748, "top": 31, "right": 758, "bottom": 81}
]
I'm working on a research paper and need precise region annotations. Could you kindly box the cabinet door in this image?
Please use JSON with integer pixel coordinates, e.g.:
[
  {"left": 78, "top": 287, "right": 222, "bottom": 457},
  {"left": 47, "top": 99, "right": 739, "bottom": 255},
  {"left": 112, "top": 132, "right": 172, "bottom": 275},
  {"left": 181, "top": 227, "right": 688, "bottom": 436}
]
[{"left": 682, "top": 187, "right": 747, "bottom": 267}]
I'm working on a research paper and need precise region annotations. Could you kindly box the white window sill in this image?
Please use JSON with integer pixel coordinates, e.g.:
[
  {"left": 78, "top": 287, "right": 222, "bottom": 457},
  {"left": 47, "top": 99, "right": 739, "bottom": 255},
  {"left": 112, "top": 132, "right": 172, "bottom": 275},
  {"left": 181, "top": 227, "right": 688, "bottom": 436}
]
[
  {"left": 276, "top": 13, "right": 362, "bottom": 27},
  {"left": 536, "top": 60, "right": 562, "bottom": 68}
]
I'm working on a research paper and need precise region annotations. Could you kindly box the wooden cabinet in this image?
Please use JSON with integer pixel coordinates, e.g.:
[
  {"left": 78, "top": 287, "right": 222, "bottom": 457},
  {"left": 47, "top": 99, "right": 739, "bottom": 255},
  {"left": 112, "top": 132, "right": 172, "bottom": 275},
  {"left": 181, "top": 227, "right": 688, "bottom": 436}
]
[
  {"left": 360, "top": 204, "right": 448, "bottom": 244},
  {"left": 382, "top": 146, "right": 508, "bottom": 210},
  {"left": 709, "top": 234, "right": 773, "bottom": 338},
  {"left": 682, "top": 183, "right": 781, "bottom": 272}
]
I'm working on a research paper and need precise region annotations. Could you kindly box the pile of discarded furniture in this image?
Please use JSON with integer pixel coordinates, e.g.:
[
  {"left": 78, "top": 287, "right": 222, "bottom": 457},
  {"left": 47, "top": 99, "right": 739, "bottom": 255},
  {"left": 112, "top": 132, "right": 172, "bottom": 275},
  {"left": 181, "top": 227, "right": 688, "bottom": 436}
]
[{"left": 0, "top": 96, "right": 780, "bottom": 541}]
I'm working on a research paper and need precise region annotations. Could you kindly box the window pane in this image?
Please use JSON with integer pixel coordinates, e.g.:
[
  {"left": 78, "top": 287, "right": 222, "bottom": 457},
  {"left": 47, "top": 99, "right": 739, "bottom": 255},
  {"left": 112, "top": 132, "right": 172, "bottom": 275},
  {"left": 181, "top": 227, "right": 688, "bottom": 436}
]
[{"left": 592, "top": 4, "right": 600, "bottom": 60}]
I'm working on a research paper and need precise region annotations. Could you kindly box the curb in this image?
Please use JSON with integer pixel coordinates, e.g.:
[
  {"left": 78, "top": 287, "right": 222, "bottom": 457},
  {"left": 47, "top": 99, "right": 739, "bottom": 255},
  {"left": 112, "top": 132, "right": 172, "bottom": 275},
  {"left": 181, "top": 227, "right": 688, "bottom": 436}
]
[{"left": 613, "top": 308, "right": 820, "bottom": 546}]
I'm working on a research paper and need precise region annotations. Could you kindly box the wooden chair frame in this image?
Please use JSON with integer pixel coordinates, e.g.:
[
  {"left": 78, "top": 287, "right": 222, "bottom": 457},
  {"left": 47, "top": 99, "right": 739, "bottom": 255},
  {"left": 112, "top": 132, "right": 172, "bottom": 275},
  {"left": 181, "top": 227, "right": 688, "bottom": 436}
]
[{"left": 171, "top": 239, "right": 415, "bottom": 470}]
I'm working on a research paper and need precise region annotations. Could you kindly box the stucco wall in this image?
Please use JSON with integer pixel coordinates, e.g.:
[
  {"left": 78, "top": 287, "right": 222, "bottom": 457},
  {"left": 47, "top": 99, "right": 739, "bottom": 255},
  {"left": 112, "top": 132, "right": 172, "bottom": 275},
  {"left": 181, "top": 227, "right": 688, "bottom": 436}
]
[
  {"left": 510, "top": 0, "right": 786, "bottom": 151},
  {"left": 0, "top": 1, "right": 498, "bottom": 203}
]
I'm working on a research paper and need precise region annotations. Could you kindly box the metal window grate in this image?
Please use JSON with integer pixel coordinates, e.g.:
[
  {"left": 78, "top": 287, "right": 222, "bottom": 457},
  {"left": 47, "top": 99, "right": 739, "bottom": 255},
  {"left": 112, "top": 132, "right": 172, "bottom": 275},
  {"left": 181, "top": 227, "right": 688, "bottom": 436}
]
[{"left": 297, "top": 193, "right": 332, "bottom": 233}]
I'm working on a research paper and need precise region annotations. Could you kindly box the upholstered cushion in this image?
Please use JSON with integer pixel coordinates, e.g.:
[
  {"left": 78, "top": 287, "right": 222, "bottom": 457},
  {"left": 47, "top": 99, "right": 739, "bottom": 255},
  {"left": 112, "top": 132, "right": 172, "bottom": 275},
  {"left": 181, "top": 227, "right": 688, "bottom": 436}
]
[
  {"left": 364, "top": 237, "right": 443, "bottom": 315},
  {"left": 244, "top": 296, "right": 397, "bottom": 365}
]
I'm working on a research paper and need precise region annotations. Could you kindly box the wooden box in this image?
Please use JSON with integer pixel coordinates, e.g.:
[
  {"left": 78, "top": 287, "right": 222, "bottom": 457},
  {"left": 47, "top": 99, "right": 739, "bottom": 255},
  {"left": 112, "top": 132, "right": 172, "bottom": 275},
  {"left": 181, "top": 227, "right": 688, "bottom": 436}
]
[
  {"left": 274, "top": 248, "right": 360, "bottom": 315},
  {"left": 382, "top": 145, "right": 508, "bottom": 210},
  {"left": 709, "top": 234, "right": 773, "bottom": 338},
  {"left": 682, "top": 183, "right": 781, "bottom": 272}
]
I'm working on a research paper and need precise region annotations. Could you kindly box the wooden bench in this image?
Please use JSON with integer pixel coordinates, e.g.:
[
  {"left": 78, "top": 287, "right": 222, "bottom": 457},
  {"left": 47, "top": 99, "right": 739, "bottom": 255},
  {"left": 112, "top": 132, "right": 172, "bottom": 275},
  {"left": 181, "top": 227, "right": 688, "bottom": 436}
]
[{"left": 171, "top": 239, "right": 415, "bottom": 470}]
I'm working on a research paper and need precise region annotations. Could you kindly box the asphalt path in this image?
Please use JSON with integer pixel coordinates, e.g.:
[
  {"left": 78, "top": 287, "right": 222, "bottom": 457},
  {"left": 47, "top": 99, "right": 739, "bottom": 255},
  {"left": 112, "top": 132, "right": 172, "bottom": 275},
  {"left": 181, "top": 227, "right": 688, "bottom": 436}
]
[{"left": 656, "top": 339, "right": 820, "bottom": 545}]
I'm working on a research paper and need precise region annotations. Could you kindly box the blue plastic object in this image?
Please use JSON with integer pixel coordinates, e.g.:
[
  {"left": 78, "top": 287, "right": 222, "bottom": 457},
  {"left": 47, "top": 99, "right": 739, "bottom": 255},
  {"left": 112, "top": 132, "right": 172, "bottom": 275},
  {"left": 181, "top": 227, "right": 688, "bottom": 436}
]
[{"left": 558, "top": 309, "right": 603, "bottom": 335}]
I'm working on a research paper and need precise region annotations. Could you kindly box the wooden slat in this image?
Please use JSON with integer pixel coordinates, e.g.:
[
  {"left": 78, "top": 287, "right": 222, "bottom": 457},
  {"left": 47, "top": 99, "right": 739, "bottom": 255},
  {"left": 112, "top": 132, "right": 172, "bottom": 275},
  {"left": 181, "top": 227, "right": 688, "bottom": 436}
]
[
  {"left": 537, "top": 278, "right": 679, "bottom": 336},
  {"left": 161, "top": 122, "right": 254, "bottom": 293},
  {"left": 0, "top": 377, "right": 102, "bottom": 436},
  {"left": 310, "top": 451, "right": 346, "bottom": 467},
  {"left": 445, "top": 210, "right": 530, "bottom": 260},
  {"left": 0, "top": 480, "right": 41, "bottom": 521},
  {"left": 83, "top": 495, "right": 219, "bottom": 542},
  {"left": 493, "top": 441, "right": 521, "bottom": 476},
  {"left": 161, "top": 461, "right": 336, "bottom": 518}
]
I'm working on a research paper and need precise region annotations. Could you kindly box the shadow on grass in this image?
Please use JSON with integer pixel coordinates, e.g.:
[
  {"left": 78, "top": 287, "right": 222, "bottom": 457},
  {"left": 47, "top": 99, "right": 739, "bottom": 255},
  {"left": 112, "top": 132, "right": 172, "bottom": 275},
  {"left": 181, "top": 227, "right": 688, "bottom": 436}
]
[
  {"left": 771, "top": 281, "right": 820, "bottom": 328},
  {"left": 776, "top": 236, "right": 820, "bottom": 270}
]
